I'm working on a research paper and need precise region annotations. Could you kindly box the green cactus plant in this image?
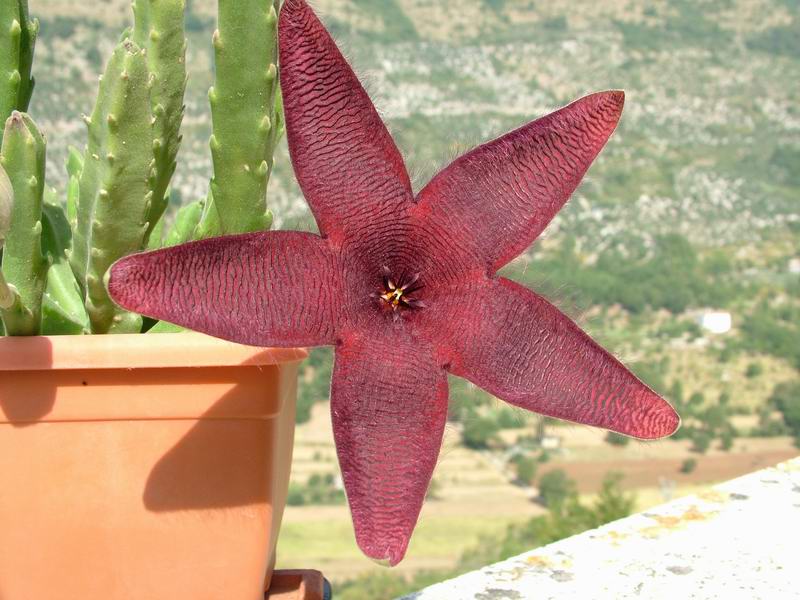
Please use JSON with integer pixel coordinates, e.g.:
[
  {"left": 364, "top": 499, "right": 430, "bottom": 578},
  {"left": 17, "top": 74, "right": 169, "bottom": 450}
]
[
  {"left": 0, "top": 0, "right": 284, "bottom": 337},
  {"left": 131, "top": 0, "right": 187, "bottom": 243},
  {"left": 70, "top": 39, "right": 155, "bottom": 334},
  {"left": 41, "top": 190, "right": 89, "bottom": 335},
  {"left": 65, "top": 146, "right": 82, "bottom": 228},
  {"left": 0, "top": 112, "right": 47, "bottom": 335},
  {"left": 196, "top": 0, "right": 282, "bottom": 237},
  {"left": 0, "top": 0, "right": 37, "bottom": 147},
  {"left": 0, "top": 163, "right": 15, "bottom": 317},
  {"left": 165, "top": 198, "right": 204, "bottom": 247}
]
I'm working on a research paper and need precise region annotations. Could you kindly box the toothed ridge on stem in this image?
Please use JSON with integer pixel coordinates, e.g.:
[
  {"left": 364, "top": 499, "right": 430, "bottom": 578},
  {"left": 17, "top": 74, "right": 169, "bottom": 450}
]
[
  {"left": 0, "top": 0, "right": 38, "bottom": 148},
  {"left": 0, "top": 111, "right": 47, "bottom": 334},
  {"left": 41, "top": 196, "right": 91, "bottom": 334},
  {"left": 197, "top": 0, "right": 281, "bottom": 236},
  {"left": 70, "top": 40, "right": 154, "bottom": 334},
  {"left": 131, "top": 0, "right": 188, "bottom": 244}
]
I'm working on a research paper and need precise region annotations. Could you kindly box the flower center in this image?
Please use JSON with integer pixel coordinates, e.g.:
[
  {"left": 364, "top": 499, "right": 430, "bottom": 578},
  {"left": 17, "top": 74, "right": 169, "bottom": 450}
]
[
  {"left": 380, "top": 286, "right": 405, "bottom": 308},
  {"left": 375, "top": 269, "right": 425, "bottom": 313}
]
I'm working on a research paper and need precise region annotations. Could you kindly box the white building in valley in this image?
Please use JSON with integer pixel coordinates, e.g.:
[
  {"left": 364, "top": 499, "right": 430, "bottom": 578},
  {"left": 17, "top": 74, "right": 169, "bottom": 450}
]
[{"left": 697, "top": 311, "right": 732, "bottom": 334}]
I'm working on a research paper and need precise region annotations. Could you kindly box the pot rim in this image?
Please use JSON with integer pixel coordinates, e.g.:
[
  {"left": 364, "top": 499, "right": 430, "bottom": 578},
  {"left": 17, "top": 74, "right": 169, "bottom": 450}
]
[{"left": 0, "top": 332, "right": 308, "bottom": 371}]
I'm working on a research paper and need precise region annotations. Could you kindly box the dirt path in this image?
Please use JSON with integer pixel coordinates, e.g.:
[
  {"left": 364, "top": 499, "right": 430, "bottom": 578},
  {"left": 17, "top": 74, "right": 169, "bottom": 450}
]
[{"left": 538, "top": 446, "right": 798, "bottom": 492}]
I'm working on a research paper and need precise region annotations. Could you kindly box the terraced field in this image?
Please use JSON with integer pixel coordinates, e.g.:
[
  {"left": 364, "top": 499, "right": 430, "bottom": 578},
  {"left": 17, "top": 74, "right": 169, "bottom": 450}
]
[{"left": 277, "top": 400, "right": 798, "bottom": 583}]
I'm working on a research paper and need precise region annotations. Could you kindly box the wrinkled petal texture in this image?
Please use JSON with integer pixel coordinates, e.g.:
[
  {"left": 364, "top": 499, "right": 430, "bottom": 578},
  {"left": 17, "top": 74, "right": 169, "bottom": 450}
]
[
  {"left": 413, "top": 91, "right": 624, "bottom": 281},
  {"left": 279, "top": 0, "right": 413, "bottom": 263},
  {"left": 105, "top": 0, "right": 679, "bottom": 569},
  {"left": 108, "top": 231, "right": 342, "bottom": 347},
  {"left": 331, "top": 328, "right": 448, "bottom": 565},
  {"left": 416, "top": 277, "right": 679, "bottom": 439}
]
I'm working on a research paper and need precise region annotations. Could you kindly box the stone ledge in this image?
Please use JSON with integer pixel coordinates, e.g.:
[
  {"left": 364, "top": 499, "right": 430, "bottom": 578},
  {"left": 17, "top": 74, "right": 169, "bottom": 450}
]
[{"left": 402, "top": 456, "right": 800, "bottom": 600}]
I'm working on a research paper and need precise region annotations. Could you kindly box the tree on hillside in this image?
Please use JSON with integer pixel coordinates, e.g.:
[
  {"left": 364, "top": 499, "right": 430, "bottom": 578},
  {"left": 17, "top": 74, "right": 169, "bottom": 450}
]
[
  {"left": 537, "top": 469, "right": 577, "bottom": 508},
  {"left": 720, "top": 429, "right": 735, "bottom": 451},
  {"left": 670, "top": 381, "right": 685, "bottom": 408},
  {"left": 592, "top": 471, "right": 636, "bottom": 525},
  {"left": 512, "top": 455, "right": 537, "bottom": 486},
  {"left": 690, "top": 428, "right": 713, "bottom": 454},
  {"left": 605, "top": 431, "right": 631, "bottom": 446},
  {"left": 688, "top": 391, "right": 705, "bottom": 414},
  {"left": 462, "top": 416, "right": 500, "bottom": 449},
  {"left": 745, "top": 362, "right": 764, "bottom": 379},
  {"left": 770, "top": 380, "right": 800, "bottom": 446},
  {"left": 296, "top": 347, "right": 333, "bottom": 424},
  {"left": 703, "top": 402, "right": 729, "bottom": 431}
]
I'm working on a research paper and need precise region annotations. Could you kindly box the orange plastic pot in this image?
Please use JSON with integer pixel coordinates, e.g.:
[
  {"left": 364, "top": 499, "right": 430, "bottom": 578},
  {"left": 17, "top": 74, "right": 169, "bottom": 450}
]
[{"left": 0, "top": 332, "right": 307, "bottom": 600}]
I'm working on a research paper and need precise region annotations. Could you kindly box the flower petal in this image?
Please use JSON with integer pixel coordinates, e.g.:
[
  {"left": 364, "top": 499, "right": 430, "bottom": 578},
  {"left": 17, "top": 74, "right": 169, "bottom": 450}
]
[
  {"left": 418, "top": 277, "right": 679, "bottom": 439},
  {"left": 108, "top": 231, "right": 342, "bottom": 346},
  {"left": 279, "top": 0, "right": 413, "bottom": 245},
  {"left": 413, "top": 91, "right": 624, "bottom": 280},
  {"left": 331, "top": 327, "right": 448, "bottom": 565}
]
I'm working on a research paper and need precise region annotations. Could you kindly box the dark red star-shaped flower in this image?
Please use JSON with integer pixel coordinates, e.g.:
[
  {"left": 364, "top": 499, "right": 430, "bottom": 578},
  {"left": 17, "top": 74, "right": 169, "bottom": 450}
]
[{"left": 109, "top": 0, "right": 679, "bottom": 566}]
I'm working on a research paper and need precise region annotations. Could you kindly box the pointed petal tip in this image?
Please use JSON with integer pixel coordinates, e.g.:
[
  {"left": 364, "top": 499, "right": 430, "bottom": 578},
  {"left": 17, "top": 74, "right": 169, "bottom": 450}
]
[
  {"left": 663, "top": 403, "right": 682, "bottom": 437},
  {"left": 567, "top": 90, "right": 625, "bottom": 130},
  {"left": 357, "top": 534, "right": 408, "bottom": 567},
  {"left": 367, "top": 556, "right": 393, "bottom": 568},
  {"left": 588, "top": 89, "right": 625, "bottom": 120},
  {"left": 628, "top": 398, "right": 682, "bottom": 441},
  {"left": 607, "top": 89, "right": 625, "bottom": 104},
  {"left": 343, "top": 484, "right": 419, "bottom": 568},
  {"left": 606, "top": 89, "right": 625, "bottom": 115},
  {"left": 607, "top": 90, "right": 625, "bottom": 115},
  {"left": 655, "top": 399, "right": 681, "bottom": 438}
]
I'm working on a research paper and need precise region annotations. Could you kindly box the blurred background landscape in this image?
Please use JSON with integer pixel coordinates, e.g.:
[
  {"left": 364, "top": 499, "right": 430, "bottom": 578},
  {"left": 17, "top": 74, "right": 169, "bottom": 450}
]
[{"left": 29, "top": 0, "right": 799, "bottom": 598}]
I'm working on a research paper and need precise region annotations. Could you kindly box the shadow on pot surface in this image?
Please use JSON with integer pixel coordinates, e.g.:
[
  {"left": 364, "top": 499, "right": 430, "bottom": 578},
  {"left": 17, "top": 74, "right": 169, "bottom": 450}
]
[{"left": 0, "top": 333, "right": 305, "bottom": 600}]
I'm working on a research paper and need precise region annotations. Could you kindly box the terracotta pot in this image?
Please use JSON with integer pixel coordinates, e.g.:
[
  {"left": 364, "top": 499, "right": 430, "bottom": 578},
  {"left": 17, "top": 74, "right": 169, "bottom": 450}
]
[{"left": 0, "top": 333, "right": 307, "bottom": 600}]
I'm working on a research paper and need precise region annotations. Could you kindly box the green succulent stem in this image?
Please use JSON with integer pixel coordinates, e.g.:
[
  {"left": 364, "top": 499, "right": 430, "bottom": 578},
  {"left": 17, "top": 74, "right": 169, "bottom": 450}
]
[
  {"left": 199, "top": 0, "right": 281, "bottom": 236},
  {"left": 165, "top": 197, "right": 204, "bottom": 246},
  {"left": 0, "top": 271, "right": 20, "bottom": 310},
  {"left": 132, "top": 0, "right": 187, "bottom": 243},
  {"left": 146, "top": 212, "right": 166, "bottom": 249},
  {"left": 0, "top": 111, "right": 47, "bottom": 335},
  {"left": 193, "top": 189, "right": 222, "bottom": 239},
  {"left": 65, "top": 145, "right": 82, "bottom": 228},
  {"left": 0, "top": 0, "right": 286, "bottom": 337},
  {"left": 41, "top": 194, "right": 90, "bottom": 335},
  {"left": 0, "top": 0, "right": 37, "bottom": 148},
  {"left": 0, "top": 161, "right": 11, "bottom": 239},
  {"left": 70, "top": 40, "right": 154, "bottom": 334}
]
